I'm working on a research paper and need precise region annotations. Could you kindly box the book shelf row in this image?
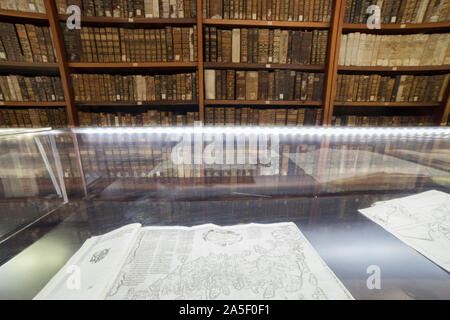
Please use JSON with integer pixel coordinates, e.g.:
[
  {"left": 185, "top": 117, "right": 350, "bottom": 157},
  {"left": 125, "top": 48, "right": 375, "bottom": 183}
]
[
  {"left": 2, "top": 105, "right": 444, "bottom": 128},
  {"left": 0, "top": 0, "right": 449, "bottom": 127}
]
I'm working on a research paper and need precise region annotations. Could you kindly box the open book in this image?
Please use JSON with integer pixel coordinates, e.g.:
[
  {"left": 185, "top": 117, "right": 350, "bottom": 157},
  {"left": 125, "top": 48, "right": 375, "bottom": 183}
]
[{"left": 35, "top": 222, "right": 353, "bottom": 300}]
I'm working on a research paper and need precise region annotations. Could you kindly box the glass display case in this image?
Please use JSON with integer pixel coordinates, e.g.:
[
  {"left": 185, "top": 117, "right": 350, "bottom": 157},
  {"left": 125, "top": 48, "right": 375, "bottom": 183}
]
[{"left": 0, "top": 126, "right": 449, "bottom": 300}]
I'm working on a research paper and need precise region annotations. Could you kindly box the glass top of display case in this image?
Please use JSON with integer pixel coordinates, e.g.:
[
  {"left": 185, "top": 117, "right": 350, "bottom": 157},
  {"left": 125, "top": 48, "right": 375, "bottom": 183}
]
[{"left": 0, "top": 126, "right": 449, "bottom": 300}]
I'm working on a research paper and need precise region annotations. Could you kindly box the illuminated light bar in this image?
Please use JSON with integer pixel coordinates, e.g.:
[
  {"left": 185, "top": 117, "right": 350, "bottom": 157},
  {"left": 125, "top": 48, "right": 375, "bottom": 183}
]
[{"left": 72, "top": 126, "right": 450, "bottom": 136}]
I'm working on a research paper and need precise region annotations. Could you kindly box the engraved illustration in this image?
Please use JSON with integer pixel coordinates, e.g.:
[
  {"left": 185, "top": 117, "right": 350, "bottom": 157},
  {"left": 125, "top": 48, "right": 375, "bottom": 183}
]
[
  {"left": 202, "top": 229, "right": 243, "bottom": 246},
  {"left": 90, "top": 248, "right": 110, "bottom": 264},
  {"left": 106, "top": 224, "right": 352, "bottom": 300}
]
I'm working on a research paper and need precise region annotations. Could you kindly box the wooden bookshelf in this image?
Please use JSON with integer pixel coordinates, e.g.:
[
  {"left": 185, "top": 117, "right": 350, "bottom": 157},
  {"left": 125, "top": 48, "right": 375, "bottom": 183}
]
[
  {"left": 323, "top": 0, "right": 450, "bottom": 126},
  {"left": 0, "top": 9, "right": 47, "bottom": 21},
  {"left": 0, "top": 61, "right": 59, "bottom": 71},
  {"left": 0, "top": 101, "right": 66, "bottom": 107},
  {"left": 77, "top": 101, "right": 199, "bottom": 106},
  {"left": 57, "top": 15, "right": 197, "bottom": 25},
  {"left": 0, "top": 0, "right": 448, "bottom": 127},
  {"left": 338, "top": 66, "right": 450, "bottom": 73},
  {"left": 68, "top": 62, "right": 198, "bottom": 69},
  {"left": 342, "top": 21, "right": 450, "bottom": 32},
  {"left": 205, "top": 100, "right": 322, "bottom": 106},
  {"left": 333, "top": 102, "right": 441, "bottom": 107},
  {"left": 203, "top": 19, "right": 330, "bottom": 29},
  {"left": 204, "top": 62, "right": 324, "bottom": 71}
]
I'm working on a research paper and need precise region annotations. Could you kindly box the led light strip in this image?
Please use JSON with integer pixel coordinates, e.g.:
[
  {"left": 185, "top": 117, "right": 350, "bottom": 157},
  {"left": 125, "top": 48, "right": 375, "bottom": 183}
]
[{"left": 72, "top": 126, "right": 450, "bottom": 136}]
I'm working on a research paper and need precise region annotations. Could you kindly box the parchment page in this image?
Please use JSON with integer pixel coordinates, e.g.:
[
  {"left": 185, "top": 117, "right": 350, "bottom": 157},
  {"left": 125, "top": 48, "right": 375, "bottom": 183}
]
[
  {"left": 359, "top": 190, "right": 450, "bottom": 272},
  {"left": 105, "top": 222, "right": 353, "bottom": 300},
  {"left": 34, "top": 223, "right": 141, "bottom": 300}
]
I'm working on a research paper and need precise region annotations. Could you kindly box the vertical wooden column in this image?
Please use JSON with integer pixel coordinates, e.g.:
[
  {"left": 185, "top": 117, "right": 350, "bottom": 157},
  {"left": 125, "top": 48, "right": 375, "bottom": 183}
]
[
  {"left": 44, "top": 0, "right": 78, "bottom": 126},
  {"left": 322, "top": 0, "right": 345, "bottom": 126},
  {"left": 196, "top": 0, "right": 205, "bottom": 123},
  {"left": 436, "top": 81, "right": 450, "bottom": 126}
]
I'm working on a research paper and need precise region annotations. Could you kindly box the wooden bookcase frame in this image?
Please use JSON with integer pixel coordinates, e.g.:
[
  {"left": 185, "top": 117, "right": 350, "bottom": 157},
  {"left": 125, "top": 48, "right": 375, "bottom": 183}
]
[{"left": 0, "top": 0, "right": 449, "bottom": 127}]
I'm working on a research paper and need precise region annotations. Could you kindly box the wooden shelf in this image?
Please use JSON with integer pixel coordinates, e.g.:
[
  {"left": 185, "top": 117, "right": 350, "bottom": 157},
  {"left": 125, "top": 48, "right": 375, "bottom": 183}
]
[
  {"left": 338, "top": 65, "right": 450, "bottom": 73},
  {"left": 2, "top": 0, "right": 449, "bottom": 127},
  {"left": 57, "top": 14, "right": 197, "bottom": 25},
  {"left": 203, "top": 19, "right": 330, "bottom": 29},
  {"left": 342, "top": 21, "right": 450, "bottom": 32},
  {"left": 0, "top": 9, "right": 47, "bottom": 21},
  {"left": 204, "top": 62, "right": 324, "bottom": 71},
  {"left": 0, "top": 61, "right": 59, "bottom": 71},
  {"left": 205, "top": 100, "right": 322, "bottom": 106},
  {"left": 77, "top": 101, "right": 199, "bottom": 106},
  {"left": 334, "top": 102, "right": 441, "bottom": 107},
  {"left": 0, "top": 101, "right": 66, "bottom": 107},
  {"left": 68, "top": 62, "right": 198, "bottom": 69}
]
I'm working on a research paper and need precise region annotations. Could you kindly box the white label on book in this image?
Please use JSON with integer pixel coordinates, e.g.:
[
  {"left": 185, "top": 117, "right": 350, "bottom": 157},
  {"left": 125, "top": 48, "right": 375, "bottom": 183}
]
[
  {"left": 252, "top": 13, "right": 257, "bottom": 19},
  {"left": 299, "top": 15, "right": 303, "bottom": 21},
  {"left": 145, "top": 14, "right": 153, "bottom": 18},
  {"left": 42, "top": 56, "right": 48, "bottom": 62},
  {"left": 122, "top": 55, "right": 127, "bottom": 61},
  {"left": 268, "top": 57, "right": 272, "bottom": 62},
  {"left": 116, "top": 95, "right": 121, "bottom": 100},
  {"left": 51, "top": 95, "right": 56, "bottom": 101},
  {"left": 161, "top": 94, "right": 166, "bottom": 99},
  {"left": 279, "top": 93, "right": 284, "bottom": 99},
  {"left": 136, "top": 9, "right": 141, "bottom": 15},
  {"left": 29, "top": 3, "right": 36, "bottom": 11},
  {"left": 0, "top": 52, "right": 6, "bottom": 59}
]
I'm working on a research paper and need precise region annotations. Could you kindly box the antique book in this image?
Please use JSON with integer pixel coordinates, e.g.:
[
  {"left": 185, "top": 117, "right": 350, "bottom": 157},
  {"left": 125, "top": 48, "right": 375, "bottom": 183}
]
[
  {"left": 231, "top": 28, "right": 240, "bottom": 63},
  {"left": 245, "top": 71, "right": 259, "bottom": 100}
]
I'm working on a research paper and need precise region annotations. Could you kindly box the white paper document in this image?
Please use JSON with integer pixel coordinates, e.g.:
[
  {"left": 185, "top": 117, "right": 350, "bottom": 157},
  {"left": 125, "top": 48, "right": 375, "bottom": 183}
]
[
  {"left": 35, "top": 222, "right": 353, "bottom": 300},
  {"left": 359, "top": 190, "right": 450, "bottom": 272}
]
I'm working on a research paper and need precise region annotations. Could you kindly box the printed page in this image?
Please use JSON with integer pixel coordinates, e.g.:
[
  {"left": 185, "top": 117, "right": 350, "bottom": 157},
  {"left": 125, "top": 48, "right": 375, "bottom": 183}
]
[
  {"left": 34, "top": 223, "right": 141, "bottom": 300},
  {"left": 359, "top": 190, "right": 450, "bottom": 272},
  {"left": 105, "top": 222, "right": 353, "bottom": 300}
]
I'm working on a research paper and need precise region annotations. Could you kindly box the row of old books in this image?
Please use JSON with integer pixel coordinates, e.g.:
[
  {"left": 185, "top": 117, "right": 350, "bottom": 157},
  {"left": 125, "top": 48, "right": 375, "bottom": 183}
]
[
  {"left": 0, "top": 0, "right": 46, "bottom": 13},
  {"left": 204, "top": 0, "right": 333, "bottom": 22},
  {"left": 204, "top": 70, "right": 324, "bottom": 101},
  {"left": 0, "top": 75, "right": 64, "bottom": 102},
  {"left": 344, "top": 0, "right": 450, "bottom": 24},
  {"left": 335, "top": 74, "right": 449, "bottom": 102},
  {"left": 339, "top": 33, "right": 450, "bottom": 66},
  {"left": 204, "top": 28, "right": 328, "bottom": 65},
  {"left": 0, "top": 23, "right": 56, "bottom": 63},
  {"left": 72, "top": 73, "right": 198, "bottom": 102},
  {"left": 205, "top": 107, "right": 323, "bottom": 125},
  {"left": 331, "top": 114, "right": 434, "bottom": 126},
  {"left": 78, "top": 110, "right": 200, "bottom": 126},
  {"left": 0, "top": 108, "right": 68, "bottom": 127},
  {"left": 56, "top": 0, "right": 197, "bottom": 18},
  {"left": 63, "top": 26, "right": 198, "bottom": 62}
]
